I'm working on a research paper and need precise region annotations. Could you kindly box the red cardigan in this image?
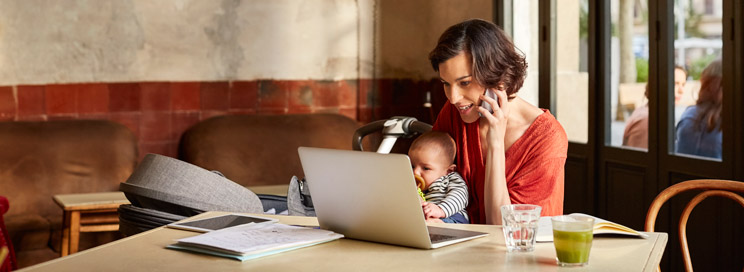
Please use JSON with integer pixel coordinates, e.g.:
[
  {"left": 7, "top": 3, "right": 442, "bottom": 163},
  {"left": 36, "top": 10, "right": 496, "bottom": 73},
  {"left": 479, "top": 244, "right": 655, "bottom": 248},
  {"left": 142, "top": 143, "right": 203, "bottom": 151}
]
[
  {"left": 0, "top": 195, "right": 16, "bottom": 271},
  {"left": 433, "top": 103, "right": 568, "bottom": 224}
]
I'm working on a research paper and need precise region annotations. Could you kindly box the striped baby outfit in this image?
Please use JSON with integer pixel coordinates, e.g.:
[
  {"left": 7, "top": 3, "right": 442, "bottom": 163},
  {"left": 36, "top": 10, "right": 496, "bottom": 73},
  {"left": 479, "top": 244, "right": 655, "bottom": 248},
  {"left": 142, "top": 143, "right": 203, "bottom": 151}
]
[{"left": 425, "top": 172, "right": 469, "bottom": 221}]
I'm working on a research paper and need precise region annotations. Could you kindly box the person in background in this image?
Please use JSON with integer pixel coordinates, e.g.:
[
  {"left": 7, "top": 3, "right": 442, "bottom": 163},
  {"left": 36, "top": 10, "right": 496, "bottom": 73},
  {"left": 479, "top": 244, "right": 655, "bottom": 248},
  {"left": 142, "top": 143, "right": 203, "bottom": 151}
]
[
  {"left": 408, "top": 131, "right": 469, "bottom": 224},
  {"left": 675, "top": 59, "right": 722, "bottom": 159},
  {"left": 428, "top": 19, "right": 567, "bottom": 225},
  {"left": 622, "top": 66, "right": 688, "bottom": 149},
  {"left": 673, "top": 65, "right": 688, "bottom": 105},
  {"left": 673, "top": 65, "right": 689, "bottom": 124}
]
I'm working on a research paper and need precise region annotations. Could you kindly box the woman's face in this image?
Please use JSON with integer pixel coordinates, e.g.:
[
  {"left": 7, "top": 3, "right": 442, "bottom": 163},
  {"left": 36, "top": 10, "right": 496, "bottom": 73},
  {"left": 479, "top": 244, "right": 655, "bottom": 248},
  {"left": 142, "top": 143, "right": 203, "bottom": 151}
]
[
  {"left": 674, "top": 68, "right": 687, "bottom": 104},
  {"left": 438, "top": 51, "right": 487, "bottom": 124}
]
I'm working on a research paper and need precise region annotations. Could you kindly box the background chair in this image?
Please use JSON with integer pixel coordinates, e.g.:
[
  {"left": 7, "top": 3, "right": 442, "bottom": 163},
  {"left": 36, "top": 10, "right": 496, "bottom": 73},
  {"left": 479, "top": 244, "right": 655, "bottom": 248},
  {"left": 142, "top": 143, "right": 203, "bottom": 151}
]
[
  {"left": 178, "top": 113, "right": 361, "bottom": 188},
  {"left": 645, "top": 179, "right": 744, "bottom": 272},
  {"left": 178, "top": 113, "right": 362, "bottom": 215},
  {"left": 0, "top": 120, "right": 138, "bottom": 268}
]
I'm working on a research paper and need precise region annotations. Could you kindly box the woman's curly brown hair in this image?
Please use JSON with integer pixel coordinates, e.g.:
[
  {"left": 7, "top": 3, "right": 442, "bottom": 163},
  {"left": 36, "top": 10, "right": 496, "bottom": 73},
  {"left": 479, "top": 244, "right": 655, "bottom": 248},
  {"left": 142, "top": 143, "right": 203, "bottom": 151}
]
[
  {"left": 428, "top": 19, "right": 527, "bottom": 98},
  {"left": 694, "top": 58, "right": 722, "bottom": 132}
]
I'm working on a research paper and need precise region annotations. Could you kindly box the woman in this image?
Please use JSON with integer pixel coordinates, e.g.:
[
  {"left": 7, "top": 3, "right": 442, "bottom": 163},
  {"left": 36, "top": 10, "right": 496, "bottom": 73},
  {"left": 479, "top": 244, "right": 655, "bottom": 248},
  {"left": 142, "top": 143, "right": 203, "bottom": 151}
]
[
  {"left": 428, "top": 19, "right": 568, "bottom": 225},
  {"left": 623, "top": 66, "right": 688, "bottom": 149},
  {"left": 675, "top": 59, "right": 722, "bottom": 159}
]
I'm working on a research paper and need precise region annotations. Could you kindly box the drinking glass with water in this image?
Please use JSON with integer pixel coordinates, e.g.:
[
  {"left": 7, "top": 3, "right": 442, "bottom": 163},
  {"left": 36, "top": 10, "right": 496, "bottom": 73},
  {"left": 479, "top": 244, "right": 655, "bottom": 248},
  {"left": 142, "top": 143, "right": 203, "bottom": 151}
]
[{"left": 500, "top": 204, "right": 542, "bottom": 252}]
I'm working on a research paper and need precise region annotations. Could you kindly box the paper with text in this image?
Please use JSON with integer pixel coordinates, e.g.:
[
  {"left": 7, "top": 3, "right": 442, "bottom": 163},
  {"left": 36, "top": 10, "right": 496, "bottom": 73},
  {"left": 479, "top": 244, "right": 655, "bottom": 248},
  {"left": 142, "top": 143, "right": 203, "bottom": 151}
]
[{"left": 172, "top": 223, "right": 343, "bottom": 257}]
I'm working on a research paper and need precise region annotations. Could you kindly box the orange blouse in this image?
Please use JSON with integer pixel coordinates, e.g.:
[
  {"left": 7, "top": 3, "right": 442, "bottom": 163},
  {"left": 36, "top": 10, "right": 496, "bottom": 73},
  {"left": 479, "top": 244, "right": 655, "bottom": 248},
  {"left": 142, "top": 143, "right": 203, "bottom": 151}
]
[{"left": 433, "top": 103, "right": 568, "bottom": 224}]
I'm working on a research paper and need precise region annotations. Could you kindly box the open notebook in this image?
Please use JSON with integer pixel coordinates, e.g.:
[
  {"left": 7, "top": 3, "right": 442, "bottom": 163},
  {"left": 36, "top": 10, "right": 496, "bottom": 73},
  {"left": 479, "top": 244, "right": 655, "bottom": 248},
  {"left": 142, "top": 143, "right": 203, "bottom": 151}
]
[
  {"left": 536, "top": 213, "right": 649, "bottom": 242},
  {"left": 167, "top": 222, "right": 343, "bottom": 261}
]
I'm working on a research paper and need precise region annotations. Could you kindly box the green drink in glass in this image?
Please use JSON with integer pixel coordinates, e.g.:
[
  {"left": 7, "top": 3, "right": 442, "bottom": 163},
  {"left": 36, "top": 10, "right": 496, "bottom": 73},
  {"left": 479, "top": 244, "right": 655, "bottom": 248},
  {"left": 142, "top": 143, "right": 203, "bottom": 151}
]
[{"left": 551, "top": 215, "right": 594, "bottom": 267}]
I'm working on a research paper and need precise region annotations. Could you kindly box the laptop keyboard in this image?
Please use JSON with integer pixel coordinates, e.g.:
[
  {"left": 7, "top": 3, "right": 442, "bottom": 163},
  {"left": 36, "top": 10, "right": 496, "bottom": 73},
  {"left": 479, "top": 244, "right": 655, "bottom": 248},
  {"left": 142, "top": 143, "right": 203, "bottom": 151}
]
[{"left": 429, "top": 233, "right": 457, "bottom": 243}]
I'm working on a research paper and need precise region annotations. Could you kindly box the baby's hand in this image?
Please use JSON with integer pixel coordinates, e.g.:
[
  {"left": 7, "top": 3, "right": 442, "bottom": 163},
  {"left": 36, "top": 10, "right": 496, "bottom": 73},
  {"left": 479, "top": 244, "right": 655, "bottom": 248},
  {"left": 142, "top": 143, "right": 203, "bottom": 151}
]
[{"left": 421, "top": 202, "right": 446, "bottom": 219}]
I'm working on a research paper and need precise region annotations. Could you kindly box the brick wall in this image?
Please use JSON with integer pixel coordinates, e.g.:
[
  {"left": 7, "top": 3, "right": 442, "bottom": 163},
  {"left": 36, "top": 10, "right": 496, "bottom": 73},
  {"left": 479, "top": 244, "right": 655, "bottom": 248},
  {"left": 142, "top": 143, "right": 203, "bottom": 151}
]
[{"left": 0, "top": 79, "right": 446, "bottom": 160}]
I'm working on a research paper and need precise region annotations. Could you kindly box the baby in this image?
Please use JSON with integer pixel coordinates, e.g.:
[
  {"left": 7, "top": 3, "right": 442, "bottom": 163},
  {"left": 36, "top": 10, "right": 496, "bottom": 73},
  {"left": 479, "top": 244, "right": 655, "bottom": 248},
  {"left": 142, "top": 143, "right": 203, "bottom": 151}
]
[{"left": 409, "top": 131, "right": 469, "bottom": 224}]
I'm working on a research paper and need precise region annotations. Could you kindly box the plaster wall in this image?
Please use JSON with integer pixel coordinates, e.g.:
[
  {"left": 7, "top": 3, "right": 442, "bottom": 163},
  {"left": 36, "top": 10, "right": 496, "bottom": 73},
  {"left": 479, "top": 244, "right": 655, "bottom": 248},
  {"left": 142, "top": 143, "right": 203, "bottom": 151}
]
[
  {"left": 0, "top": 0, "right": 492, "bottom": 160},
  {"left": 0, "top": 0, "right": 491, "bottom": 85},
  {"left": 0, "top": 0, "right": 363, "bottom": 84}
]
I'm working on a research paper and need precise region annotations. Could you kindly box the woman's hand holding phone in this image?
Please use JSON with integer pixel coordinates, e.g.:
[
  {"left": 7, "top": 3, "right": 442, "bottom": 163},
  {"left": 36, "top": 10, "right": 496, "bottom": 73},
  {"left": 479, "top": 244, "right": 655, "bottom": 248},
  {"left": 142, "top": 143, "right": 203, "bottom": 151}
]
[
  {"left": 477, "top": 88, "right": 510, "bottom": 150},
  {"left": 479, "top": 89, "right": 498, "bottom": 117}
]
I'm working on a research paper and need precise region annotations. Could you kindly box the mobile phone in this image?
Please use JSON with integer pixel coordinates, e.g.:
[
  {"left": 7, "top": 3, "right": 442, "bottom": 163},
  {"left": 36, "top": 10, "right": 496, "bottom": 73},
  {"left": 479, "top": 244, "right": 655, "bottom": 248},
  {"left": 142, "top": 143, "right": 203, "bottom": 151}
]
[
  {"left": 479, "top": 89, "right": 497, "bottom": 117},
  {"left": 167, "top": 214, "right": 278, "bottom": 233}
]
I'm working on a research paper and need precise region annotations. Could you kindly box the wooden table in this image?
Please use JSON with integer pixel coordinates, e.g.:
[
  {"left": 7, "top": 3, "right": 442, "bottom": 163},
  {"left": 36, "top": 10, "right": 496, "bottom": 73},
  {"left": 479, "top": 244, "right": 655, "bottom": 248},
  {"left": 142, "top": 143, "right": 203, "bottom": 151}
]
[
  {"left": 52, "top": 192, "right": 130, "bottom": 256},
  {"left": 20, "top": 211, "right": 667, "bottom": 271},
  {"left": 246, "top": 184, "right": 289, "bottom": 196}
]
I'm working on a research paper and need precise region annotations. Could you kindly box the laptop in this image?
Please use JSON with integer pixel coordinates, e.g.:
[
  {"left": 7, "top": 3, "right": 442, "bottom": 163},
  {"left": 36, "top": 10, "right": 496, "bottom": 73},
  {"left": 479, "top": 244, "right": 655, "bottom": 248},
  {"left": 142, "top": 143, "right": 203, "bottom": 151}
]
[{"left": 297, "top": 147, "right": 488, "bottom": 249}]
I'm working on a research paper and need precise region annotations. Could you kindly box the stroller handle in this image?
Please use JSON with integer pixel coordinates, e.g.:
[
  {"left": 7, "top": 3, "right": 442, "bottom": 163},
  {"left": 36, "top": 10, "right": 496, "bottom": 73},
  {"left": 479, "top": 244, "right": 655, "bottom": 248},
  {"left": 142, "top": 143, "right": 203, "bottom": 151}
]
[{"left": 352, "top": 117, "right": 432, "bottom": 152}]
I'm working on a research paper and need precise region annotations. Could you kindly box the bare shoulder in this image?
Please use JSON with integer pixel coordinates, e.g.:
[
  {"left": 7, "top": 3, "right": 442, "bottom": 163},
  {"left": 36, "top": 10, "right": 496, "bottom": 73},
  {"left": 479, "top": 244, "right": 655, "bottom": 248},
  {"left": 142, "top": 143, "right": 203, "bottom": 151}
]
[
  {"left": 504, "top": 98, "right": 545, "bottom": 149},
  {"left": 508, "top": 98, "right": 543, "bottom": 130}
]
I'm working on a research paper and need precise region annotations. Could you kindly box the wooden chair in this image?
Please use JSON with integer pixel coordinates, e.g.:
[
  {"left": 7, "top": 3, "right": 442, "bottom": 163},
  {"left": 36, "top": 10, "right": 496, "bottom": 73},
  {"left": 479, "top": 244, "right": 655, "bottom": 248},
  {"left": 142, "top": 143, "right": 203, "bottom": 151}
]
[{"left": 645, "top": 179, "right": 744, "bottom": 271}]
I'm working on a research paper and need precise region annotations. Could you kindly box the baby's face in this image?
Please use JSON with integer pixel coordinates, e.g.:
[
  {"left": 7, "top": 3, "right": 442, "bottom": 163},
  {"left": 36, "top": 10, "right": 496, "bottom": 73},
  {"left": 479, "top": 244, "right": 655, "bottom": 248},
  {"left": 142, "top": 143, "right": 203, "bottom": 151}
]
[{"left": 409, "top": 147, "right": 451, "bottom": 190}]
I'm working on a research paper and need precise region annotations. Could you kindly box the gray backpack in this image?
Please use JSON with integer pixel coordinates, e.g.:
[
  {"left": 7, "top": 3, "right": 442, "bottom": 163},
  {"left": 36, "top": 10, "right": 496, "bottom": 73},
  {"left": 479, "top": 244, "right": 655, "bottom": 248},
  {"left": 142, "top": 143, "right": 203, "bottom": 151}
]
[{"left": 287, "top": 176, "right": 315, "bottom": 216}]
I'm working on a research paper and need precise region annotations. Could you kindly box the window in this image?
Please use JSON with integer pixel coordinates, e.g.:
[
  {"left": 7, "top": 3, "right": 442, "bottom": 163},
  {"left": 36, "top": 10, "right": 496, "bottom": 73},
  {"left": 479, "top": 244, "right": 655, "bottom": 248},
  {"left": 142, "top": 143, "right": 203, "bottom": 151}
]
[
  {"left": 672, "top": 0, "right": 723, "bottom": 160},
  {"left": 609, "top": 0, "right": 649, "bottom": 149},
  {"left": 555, "top": 0, "right": 589, "bottom": 144},
  {"left": 510, "top": 0, "right": 540, "bottom": 107}
]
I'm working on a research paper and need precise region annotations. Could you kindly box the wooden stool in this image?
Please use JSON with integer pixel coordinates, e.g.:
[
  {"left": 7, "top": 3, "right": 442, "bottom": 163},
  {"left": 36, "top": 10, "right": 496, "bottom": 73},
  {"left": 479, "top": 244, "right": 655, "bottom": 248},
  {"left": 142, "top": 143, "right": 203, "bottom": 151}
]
[{"left": 53, "top": 192, "right": 130, "bottom": 256}]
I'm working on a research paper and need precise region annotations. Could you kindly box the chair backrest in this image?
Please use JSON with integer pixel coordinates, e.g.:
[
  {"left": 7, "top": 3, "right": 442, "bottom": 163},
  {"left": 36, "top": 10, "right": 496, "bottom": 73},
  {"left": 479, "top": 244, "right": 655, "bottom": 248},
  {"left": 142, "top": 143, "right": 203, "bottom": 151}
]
[
  {"left": 645, "top": 179, "right": 744, "bottom": 271},
  {"left": 178, "top": 113, "right": 360, "bottom": 187},
  {"left": 0, "top": 120, "right": 138, "bottom": 219}
]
